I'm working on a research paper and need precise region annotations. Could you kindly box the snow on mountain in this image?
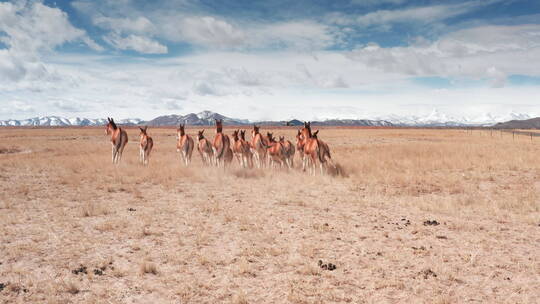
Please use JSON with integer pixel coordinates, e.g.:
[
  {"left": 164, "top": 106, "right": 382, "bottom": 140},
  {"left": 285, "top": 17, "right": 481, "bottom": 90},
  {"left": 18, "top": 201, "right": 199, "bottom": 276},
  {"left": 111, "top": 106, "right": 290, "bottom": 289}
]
[
  {"left": 0, "top": 116, "right": 142, "bottom": 127},
  {"left": 147, "top": 111, "right": 249, "bottom": 126},
  {"left": 378, "top": 110, "right": 532, "bottom": 127},
  {"left": 0, "top": 110, "right": 533, "bottom": 127}
]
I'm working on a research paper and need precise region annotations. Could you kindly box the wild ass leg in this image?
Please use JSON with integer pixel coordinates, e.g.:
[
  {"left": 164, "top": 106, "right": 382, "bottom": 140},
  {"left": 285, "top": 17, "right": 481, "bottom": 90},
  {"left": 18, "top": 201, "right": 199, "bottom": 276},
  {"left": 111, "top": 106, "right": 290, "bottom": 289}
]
[
  {"left": 117, "top": 146, "right": 124, "bottom": 164},
  {"left": 144, "top": 149, "right": 148, "bottom": 166},
  {"left": 253, "top": 151, "right": 260, "bottom": 168}
]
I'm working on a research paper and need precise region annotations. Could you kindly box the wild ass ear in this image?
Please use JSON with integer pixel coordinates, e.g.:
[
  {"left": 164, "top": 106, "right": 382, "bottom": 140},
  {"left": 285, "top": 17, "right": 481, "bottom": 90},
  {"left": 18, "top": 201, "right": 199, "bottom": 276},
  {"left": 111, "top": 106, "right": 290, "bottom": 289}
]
[
  {"left": 313, "top": 130, "right": 319, "bottom": 137},
  {"left": 139, "top": 127, "right": 144, "bottom": 132},
  {"left": 201, "top": 129, "right": 204, "bottom": 134}
]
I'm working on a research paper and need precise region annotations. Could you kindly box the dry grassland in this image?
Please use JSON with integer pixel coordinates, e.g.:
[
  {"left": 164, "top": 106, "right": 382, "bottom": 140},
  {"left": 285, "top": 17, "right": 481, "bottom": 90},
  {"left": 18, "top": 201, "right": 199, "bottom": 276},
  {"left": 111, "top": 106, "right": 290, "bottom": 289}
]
[{"left": 0, "top": 127, "right": 539, "bottom": 303}]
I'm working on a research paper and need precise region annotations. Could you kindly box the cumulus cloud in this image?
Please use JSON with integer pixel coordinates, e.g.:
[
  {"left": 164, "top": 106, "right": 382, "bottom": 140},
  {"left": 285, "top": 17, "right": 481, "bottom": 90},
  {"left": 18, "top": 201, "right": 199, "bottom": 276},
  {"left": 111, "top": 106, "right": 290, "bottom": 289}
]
[
  {"left": 3, "top": 0, "right": 540, "bottom": 120},
  {"left": 353, "top": 0, "right": 502, "bottom": 29},
  {"left": 177, "top": 16, "right": 246, "bottom": 48},
  {"left": 0, "top": 1, "right": 101, "bottom": 84},
  {"left": 249, "top": 21, "right": 337, "bottom": 50},
  {"left": 72, "top": 1, "right": 339, "bottom": 51},
  {"left": 192, "top": 81, "right": 223, "bottom": 96},
  {"left": 161, "top": 16, "right": 337, "bottom": 51},
  {"left": 104, "top": 33, "right": 168, "bottom": 54},
  {"left": 350, "top": 0, "right": 406, "bottom": 6},
  {"left": 0, "top": 1, "right": 99, "bottom": 53},
  {"left": 346, "top": 24, "right": 540, "bottom": 87},
  {"left": 94, "top": 15, "right": 156, "bottom": 34}
]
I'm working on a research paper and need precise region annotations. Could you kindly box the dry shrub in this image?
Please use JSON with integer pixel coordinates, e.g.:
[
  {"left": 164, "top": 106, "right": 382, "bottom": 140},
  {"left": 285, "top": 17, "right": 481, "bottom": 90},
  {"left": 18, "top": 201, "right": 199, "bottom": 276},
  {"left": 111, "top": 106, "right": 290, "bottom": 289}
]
[
  {"left": 112, "top": 266, "right": 127, "bottom": 278},
  {"left": 0, "top": 146, "right": 22, "bottom": 154},
  {"left": 231, "top": 290, "right": 249, "bottom": 304},
  {"left": 0, "top": 200, "right": 13, "bottom": 209},
  {"left": 195, "top": 230, "right": 210, "bottom": 247},
  {"left": 326, "top": 162, "right": 348, "bottom": 177},
  {"left": 81, "top": 202, "right": 109, "bottom": 217},
  {"left": 140, "top": 261, "right": 158, "bottom": 275},
  {"left": 235, "top": 257, "right": 254, "bottom": 277},
  {"left": 141, "top": 225, "right": 152, "bottom": 236},
  {"left": 232, "top": 168, "right": 265, "bottom": 179},
  {"left": 297, "top": 263, "right": 321, "bottom": 276},
  {"left": 177, "top": 285, "right": 196, "bottom": 302},
  {"left": 63, "top": 280, "right": 80, "bottom": 295},
  {"left": 268, "top": 246, "right": 287, "bottom": 257}
]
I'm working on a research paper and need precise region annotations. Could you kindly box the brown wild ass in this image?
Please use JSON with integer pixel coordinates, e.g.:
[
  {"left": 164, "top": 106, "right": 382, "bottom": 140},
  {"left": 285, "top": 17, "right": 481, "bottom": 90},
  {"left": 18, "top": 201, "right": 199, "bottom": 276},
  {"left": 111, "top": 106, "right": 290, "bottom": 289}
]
[
  {"left": 232, "top": 130, "right": 252, "bottom": 168},
  {"left": 300, "top": 122, "right": 335, "bottom": 174},
  {"left": 176, "top": 123, "right": 194, "bottom": 166},
  {"left": 295, "top": 129, "right": 305, "bottom": 165},
  {"left": 105, "top": 117, "right": 128, "bottom": 164},
  {"left": 279, "top": 136, "right": 295, "bottom": 168},
  {"left": 196, "top": 130, "right": 214, "bottom": 166},
  {"left": 240, "top": 130, "right": 253, "bottom": 168},
  {"left": 265, "top": 132, "right": 287, "bottom": 169},
  {"left": 212, "top": 119, "right": 231, "bottom": 167},
  {"left": 224, "top": 143, "right": 233, "bottom": 167},
  {"left": 139, "top": 126, "right": 153, "bottom": 166},
  {"left": 250, "top": 125, "right": 267, "bottom": 168}
]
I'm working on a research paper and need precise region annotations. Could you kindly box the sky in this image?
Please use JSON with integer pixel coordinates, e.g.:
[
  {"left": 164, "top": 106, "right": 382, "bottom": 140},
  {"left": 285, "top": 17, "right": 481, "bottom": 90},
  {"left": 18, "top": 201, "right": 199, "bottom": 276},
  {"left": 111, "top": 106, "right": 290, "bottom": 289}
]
[{"left": 0, "top": 0, "right": 539, "bottom": 121}]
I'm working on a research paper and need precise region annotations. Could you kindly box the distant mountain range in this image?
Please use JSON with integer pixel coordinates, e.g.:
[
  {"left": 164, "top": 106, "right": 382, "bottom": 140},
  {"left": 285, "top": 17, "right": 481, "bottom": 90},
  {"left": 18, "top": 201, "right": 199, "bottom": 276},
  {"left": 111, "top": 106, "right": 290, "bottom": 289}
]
[
  {"left": 145, "top": 110, "right": 250, "bottom": 126},
  {"left": 493, "top": 117, "right": 540, "bottom": 129},
  {"left": 0, "top": 110, "right": 537, "bottom": 128},
  {"left": 0, "top": 116, "right": 144, "bottom": 127}
]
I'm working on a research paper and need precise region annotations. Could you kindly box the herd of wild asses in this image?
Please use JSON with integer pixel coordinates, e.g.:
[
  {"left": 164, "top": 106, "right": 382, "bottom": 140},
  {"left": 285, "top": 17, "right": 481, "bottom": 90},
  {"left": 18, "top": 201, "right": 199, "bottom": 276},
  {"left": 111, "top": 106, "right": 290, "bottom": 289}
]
[{"left": 105, "top": 118, "right": 337, "bottom": 174}]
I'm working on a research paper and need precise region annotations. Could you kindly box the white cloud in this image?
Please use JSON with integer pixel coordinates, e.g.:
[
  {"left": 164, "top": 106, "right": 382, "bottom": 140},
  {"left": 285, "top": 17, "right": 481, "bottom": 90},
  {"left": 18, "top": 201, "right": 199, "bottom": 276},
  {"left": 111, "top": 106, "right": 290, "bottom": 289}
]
[
  {"left": 104, "top": 33, "right": 168, "bottom": 54},
  {"left": 355, "top": 1, "right": 499, "bottom": 28},
  {"left": 177, "top": 16, "right": 246, "bottom": 48},
  {"left": 0, "top": 1, "right": 101, "bottom": 84},
  {"left": 486, "top": 67, "right": 506, "bottom": 88},
  {"left": 249, "top": 21, "right": 337, "bottom": 50},
  {"left": 346, "top": 24, "right": 540, "bottom": 86},
  {"left": 0, "top": 1, "right": 99, "bottom": 54},
  {"left": 2, "top": 48, "right": 539, "bottom": 121},
  {"left": 94, "top": 15, "right": 155, "bottom": 34},
  {"left": 192, "top": 81, "right": 224, "bottom": 96},
  {"left": 350, "top": 0, "right": 406, "bottom": 6},
  {"left": 72, "top": 1, "right": 339, "bottom": 51},
  {"left": 2, "top": 1, "right": 540, "bottom": 120}
]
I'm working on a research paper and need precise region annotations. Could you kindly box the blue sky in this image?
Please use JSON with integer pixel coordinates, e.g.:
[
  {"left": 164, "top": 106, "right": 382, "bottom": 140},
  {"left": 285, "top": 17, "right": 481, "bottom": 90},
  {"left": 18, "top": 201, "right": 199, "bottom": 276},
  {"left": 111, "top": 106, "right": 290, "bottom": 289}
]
[{"left": 1, "top": 0, "right": 539, "bottom": 121}]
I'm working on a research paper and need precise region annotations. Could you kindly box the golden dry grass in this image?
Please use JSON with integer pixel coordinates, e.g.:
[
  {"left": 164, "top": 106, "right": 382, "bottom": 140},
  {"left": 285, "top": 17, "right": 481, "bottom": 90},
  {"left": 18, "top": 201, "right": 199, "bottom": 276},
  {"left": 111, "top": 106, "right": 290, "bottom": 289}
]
[{"left": 0, "top": 126, "right": 539, "bottom": 303}]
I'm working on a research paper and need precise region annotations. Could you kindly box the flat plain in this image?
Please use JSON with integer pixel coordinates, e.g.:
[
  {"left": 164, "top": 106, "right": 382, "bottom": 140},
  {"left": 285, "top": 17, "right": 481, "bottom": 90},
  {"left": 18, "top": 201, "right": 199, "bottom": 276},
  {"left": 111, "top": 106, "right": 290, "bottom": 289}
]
[{"left": 0, "top": 127, "right": 539, "bottom": 303}]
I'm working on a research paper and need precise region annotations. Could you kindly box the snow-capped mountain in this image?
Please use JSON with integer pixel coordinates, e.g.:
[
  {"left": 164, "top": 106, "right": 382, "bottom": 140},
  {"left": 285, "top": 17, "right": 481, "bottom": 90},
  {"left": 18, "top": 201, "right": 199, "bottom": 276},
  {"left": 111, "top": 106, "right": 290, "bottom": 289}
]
[
  {"left": 379, "top": 110, "right": 532, "bottom": 127},
  {"left": 0, "top": 110, "right": 533, "bottom": 127},
  {"left": 0, "top": 116, "right": 143, "bottom": 127},
  {"left": 146, "top": 111, "right": 249, "bottom": 126}
]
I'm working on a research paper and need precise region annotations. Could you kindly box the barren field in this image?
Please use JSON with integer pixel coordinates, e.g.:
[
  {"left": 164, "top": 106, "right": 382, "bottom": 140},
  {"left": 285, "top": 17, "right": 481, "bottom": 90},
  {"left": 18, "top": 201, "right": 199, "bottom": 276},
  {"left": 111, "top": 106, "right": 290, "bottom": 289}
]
[{"left": 0, "top": 127, "right": 539, "bottom": 303}]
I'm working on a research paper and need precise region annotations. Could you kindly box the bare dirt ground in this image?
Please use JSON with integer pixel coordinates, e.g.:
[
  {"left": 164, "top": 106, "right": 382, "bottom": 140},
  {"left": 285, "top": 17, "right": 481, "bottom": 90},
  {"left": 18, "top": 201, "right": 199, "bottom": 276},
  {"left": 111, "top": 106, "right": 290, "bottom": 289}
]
[{"left": 0, "top": 127, "right": 539, "bottom": 304}]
